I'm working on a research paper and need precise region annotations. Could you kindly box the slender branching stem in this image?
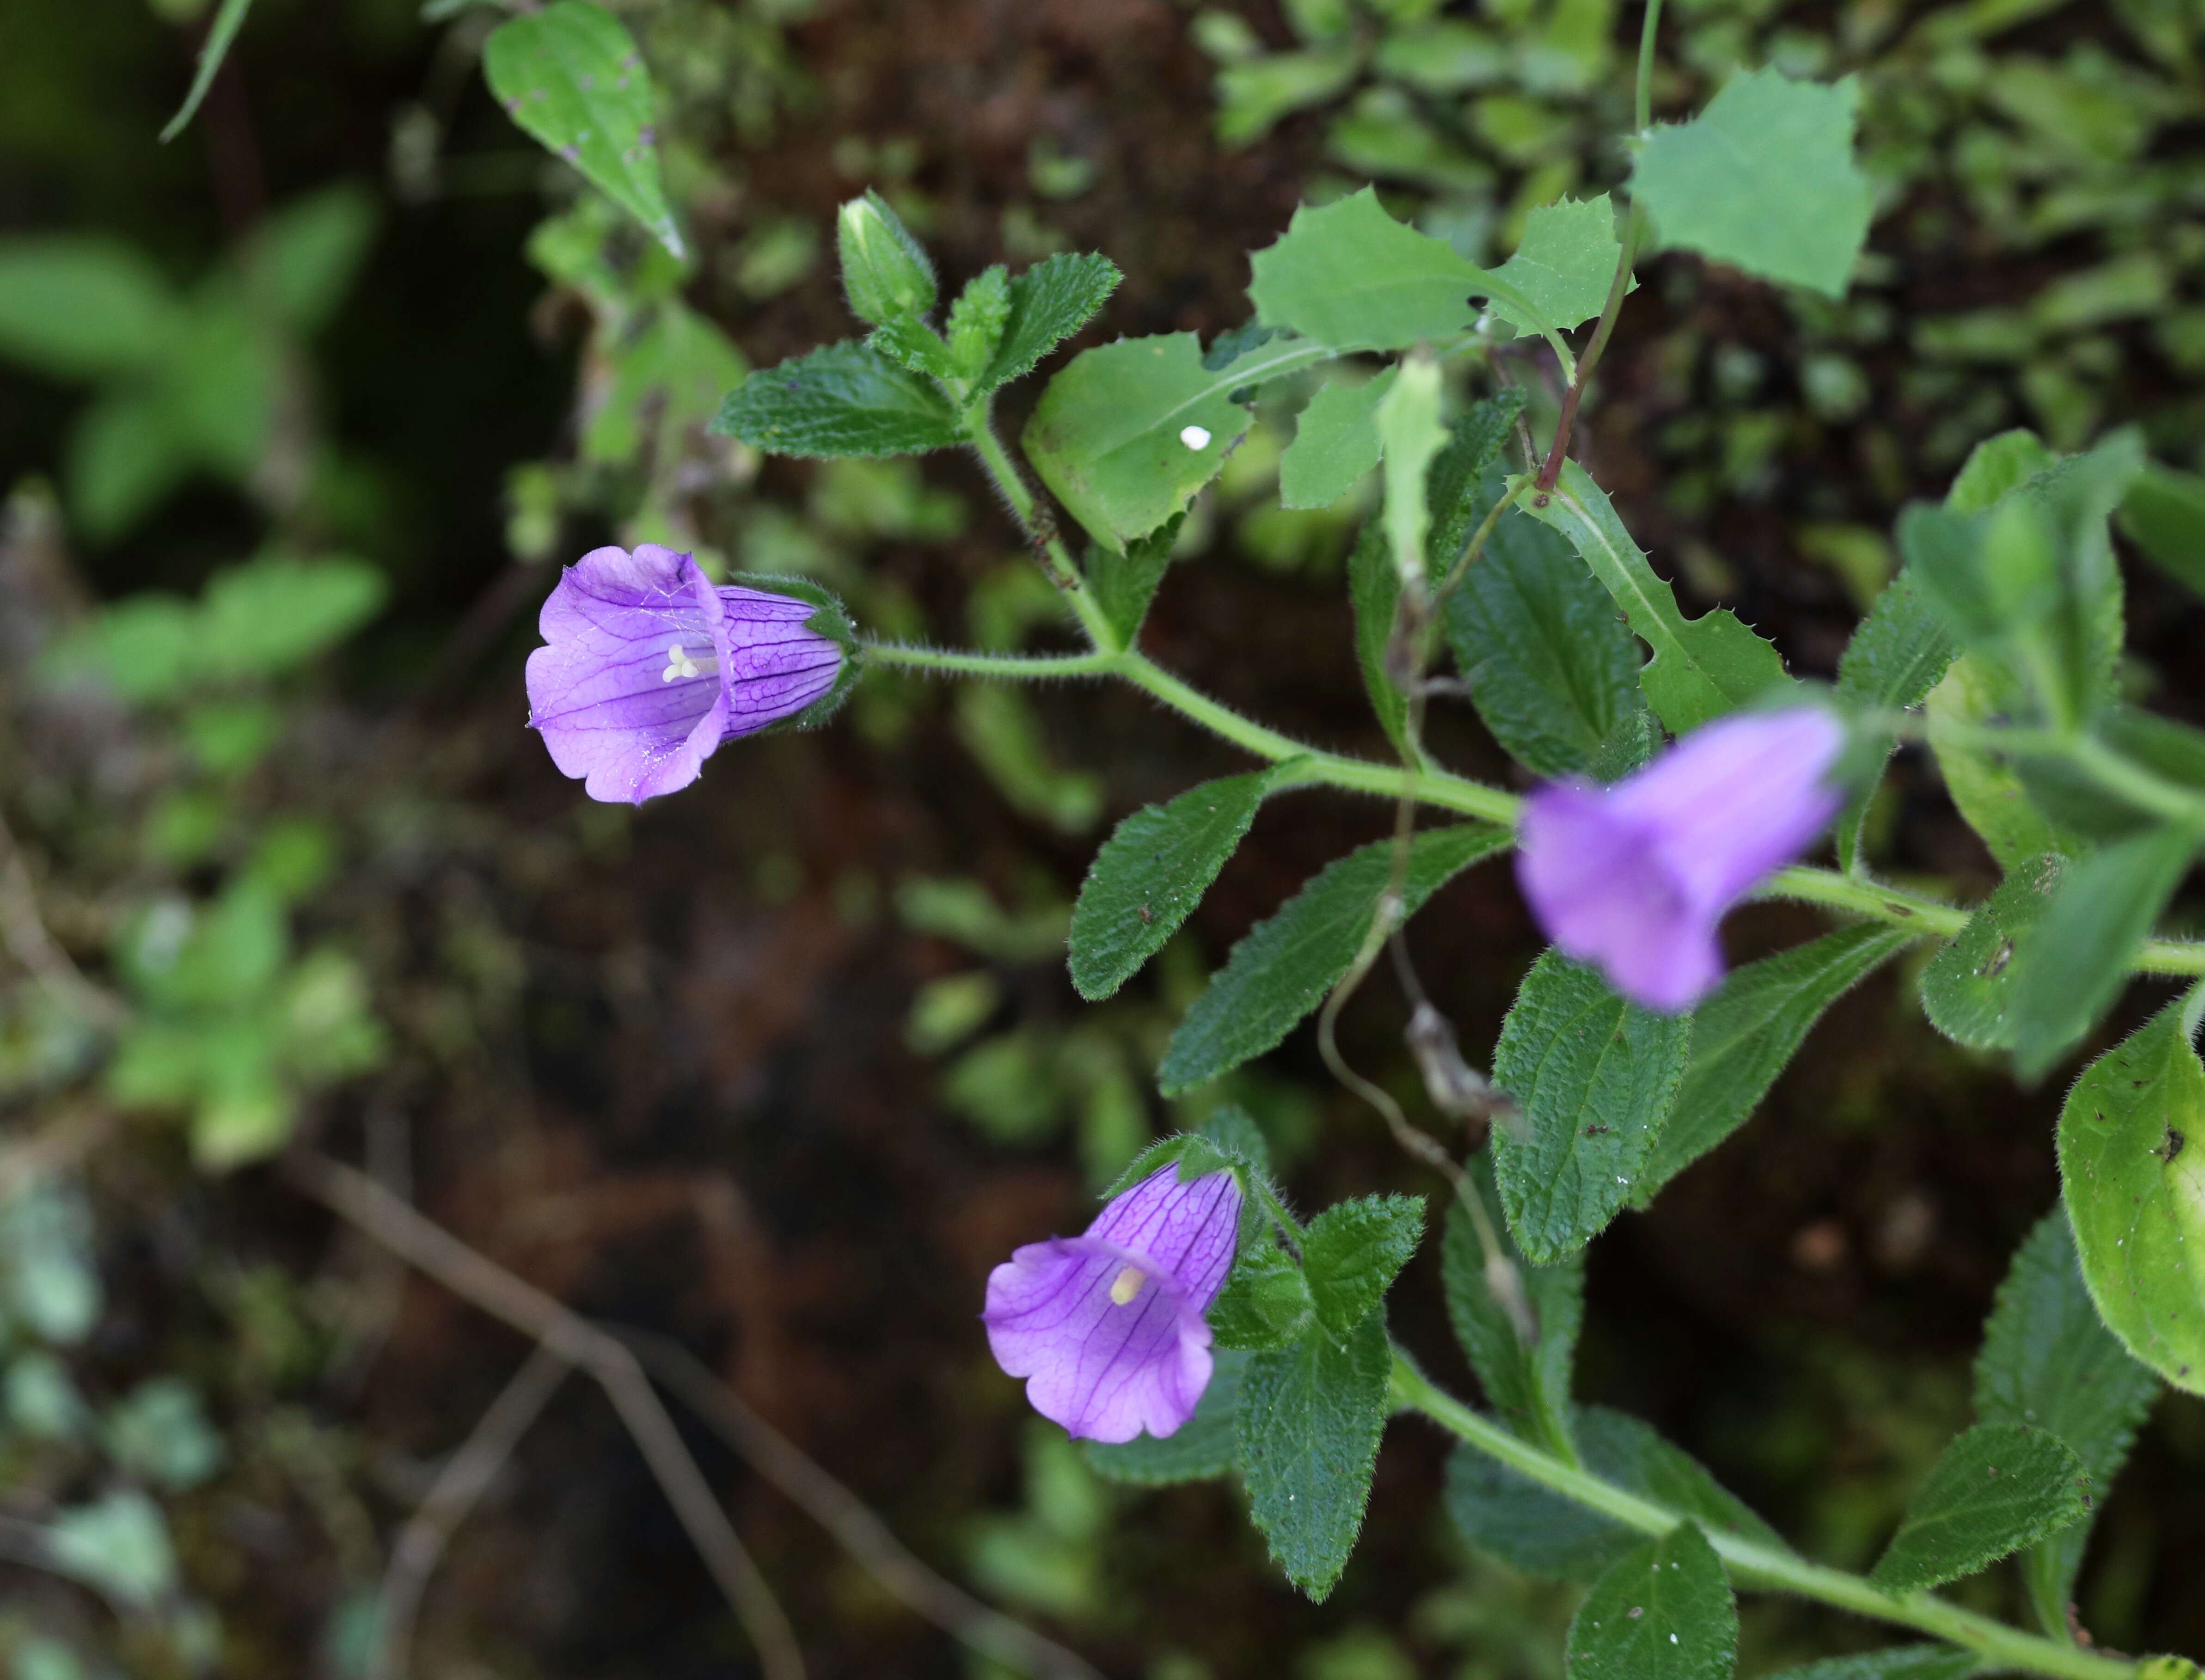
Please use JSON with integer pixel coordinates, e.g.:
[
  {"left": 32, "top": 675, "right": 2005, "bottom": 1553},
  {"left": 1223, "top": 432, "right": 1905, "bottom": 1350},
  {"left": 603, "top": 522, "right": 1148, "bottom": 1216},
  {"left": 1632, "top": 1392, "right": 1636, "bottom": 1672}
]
[
  {"left": 1392, "top": 1354, "right": 2137, "bottom": 1680},
  {"left": 962, "top": 406, "right": 1120, "bottom": 650}
]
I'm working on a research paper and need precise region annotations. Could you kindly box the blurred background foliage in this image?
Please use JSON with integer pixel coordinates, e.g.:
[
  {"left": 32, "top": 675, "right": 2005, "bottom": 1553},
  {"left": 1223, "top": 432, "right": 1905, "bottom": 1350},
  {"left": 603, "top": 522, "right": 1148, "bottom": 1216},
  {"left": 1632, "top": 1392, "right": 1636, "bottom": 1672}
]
[{"left": 0, "top": 0, "right": 2202, "bottom": 1675}]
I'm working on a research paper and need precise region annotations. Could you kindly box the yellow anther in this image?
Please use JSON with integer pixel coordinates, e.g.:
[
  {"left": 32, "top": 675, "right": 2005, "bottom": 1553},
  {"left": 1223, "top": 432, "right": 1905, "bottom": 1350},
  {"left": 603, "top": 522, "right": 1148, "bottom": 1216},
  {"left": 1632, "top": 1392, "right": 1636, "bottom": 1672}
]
[{"left": 1108, "top": 1265, "right": 1146, "bottom": 1306}]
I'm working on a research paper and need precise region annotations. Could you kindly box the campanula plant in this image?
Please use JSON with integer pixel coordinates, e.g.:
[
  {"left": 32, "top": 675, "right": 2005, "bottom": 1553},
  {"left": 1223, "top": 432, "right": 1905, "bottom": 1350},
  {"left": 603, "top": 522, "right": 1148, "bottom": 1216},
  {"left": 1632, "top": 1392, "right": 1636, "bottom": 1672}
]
[{"left": 503, "top": 0, "right": 2205, "bottom": 1673}]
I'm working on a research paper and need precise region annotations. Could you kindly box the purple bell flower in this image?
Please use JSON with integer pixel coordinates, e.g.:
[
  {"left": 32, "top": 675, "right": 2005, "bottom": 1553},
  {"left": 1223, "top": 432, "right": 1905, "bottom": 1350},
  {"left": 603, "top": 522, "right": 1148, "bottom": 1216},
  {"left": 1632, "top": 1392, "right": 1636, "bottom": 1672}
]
[
  {"left": 984, "top": 1165, "right": 1242, "bottom": 1443},
  {"left": 525, "top": 544, "right": 847, "bottom": 805},
  {"left": 1515, "top": 708, "right": 1846, "bottom": 1012}
]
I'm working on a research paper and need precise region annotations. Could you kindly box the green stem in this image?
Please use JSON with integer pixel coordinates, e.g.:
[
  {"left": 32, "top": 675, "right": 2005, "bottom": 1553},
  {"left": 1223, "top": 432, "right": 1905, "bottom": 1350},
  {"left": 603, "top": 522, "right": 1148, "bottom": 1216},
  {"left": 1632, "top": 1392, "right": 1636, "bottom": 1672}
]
[
  {"left": 1635, "top": 0, "right": 1665, "bottom": 133},
  {"left": 1390, "top": 1355, "right": 2137, "bottom": 1680},
  {"left": 862, "top": 642, "right": 1116, "bottom": 681},
  {"left": 962, "top": 407, "right": 1119, "bottom": 651}
]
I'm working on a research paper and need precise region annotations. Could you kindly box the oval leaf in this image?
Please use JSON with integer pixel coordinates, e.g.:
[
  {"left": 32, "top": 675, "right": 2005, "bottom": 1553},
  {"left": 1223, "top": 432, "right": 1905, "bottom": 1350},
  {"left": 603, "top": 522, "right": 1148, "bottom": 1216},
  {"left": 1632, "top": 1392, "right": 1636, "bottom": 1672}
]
[
  {"left": 713, "top": 341, "right": 963, "bottom": 458},
  {"left": 1868, "top": 1422, "right": 2089, "bottom": 1595},
  {"left": 1918, "top": 853, "right": 2066, "bottom": 1051},
  {"left": 1567, "top": 1522, "right": 1738, "bottom": 1680}
]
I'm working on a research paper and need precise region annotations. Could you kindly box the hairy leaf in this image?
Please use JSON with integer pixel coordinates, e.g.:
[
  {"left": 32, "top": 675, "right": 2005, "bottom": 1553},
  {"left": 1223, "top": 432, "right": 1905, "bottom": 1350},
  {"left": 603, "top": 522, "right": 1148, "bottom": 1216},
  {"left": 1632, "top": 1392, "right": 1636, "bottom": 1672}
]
[
  {"left": 1567, "top": 1523, "right": 1737, "bottom": 1680},
  {"left": 1070, "top": 768, "right": 1282, "bottom": 1001},
  {"left": 1639, "top": 926, "right": 1915, "bottom": 1201},
  {"left": 2058, "top": 1005, "right": 2205, "bottom": 1396},
  {"left": 1159, "top": 824, "right": 1510, "bottom": 1095},
  {"left": 713, "top": 341, "right": 964, "bottom": 457},
  {"left": 1918, "top": 853, "right": 2067, "bottom": 1051},
  {"left": 945, "top": 264, "right": 1012, "bottom": 379},
  {"left": 1975, "top": 1210, "right": 2159, "bottom": 1632},
  {"left": 980, "top": 251, "right": 1122, "bottom": 393},
  {"left": 1869, "top": 1422, "right": 2089, "bottom": 1594},
  {"left": 1238, "top": 1310, "right": 1391, "bottom": 1601},
  {"left": 1083, "top": 1348, "right": 1249, "bottom": 1485},
  {"left": 2119, "top": 463, "right": 2205, "bottom": 598},
  {"left": 1348, "top": 522, "right": 1412, "bottom": 759},
  {"left": 1926, "top": 655, "right": 2079, "bottom": 872},
  {"left": 1279, "top": 368, "right": 1395, "bottom": 510},
  {"left": 1521, "top": 461, "right": 1793, "bottom": 735},
  {"left": 1210, "top": 1239, "right": 1313, "bottom": 1352},
  {"left": 1086, "top": 518, "right": 1178, "bottom": 649},
  {"left": 484, "top": 1, "right": 684, "bottom": 258},
  {"left": 1303, "top": 1195, "right": 1424, "bottom": 1338},
  {"left": 1630, "top": 66, "right": 1871, "bottom": 298},
  {"left": 1490, "top": 951, "right": 1693, "bottom": 1263},
  {"left": 1832, "top": 570, "right": 1960, "bottom": 870},
  {"left": 1442, "top": 1165, "right": 1581, "bottom": 1454}
]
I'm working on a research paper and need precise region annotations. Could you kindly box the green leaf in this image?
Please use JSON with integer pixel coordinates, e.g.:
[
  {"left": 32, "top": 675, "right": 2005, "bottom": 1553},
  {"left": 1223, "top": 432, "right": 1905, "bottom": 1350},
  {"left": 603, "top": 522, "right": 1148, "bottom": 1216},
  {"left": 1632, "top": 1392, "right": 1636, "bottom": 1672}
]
[
  {"left": 1490, "top": 952, "right": 1693, "bottom": 1263},
  {"left": 1444, "top": 498, "right": 1652, "bottom": 781},
  {"left": 1210, "top": 1238, "right": 1315, "bottom": 1351},
  {"left": 2058, "top": 1004, "right": 2205, "bottom": 1396},
  {"left": 48, "top": 1491, "right": 178, "bottom": 1610},
  {"left": 945, "top": 264, "right": 1012, "bottom": 380},
  {"left": 867, "top": 316, "right": 960, "bottom": 380},
  {"left": 1488, "top": 194, "right": 1624, "bottom": 336},
  {"left": 1638, "top": 927, "right": 1916, "bottom": 1202},
  {"left": 1629, "top": 67, "right": 1871, "bottom": 299},
  {"left": 1022, "top": 333, "right": 1256, "bottom": 551},
  {"left": 1349, "top": 522, "right": 1412, "bottom": 758},
  {"left": 1083, "top": 1348, "right": 1249, "bottom": 1484},
  {"left": 239, "top": 185, "right": 377, "bottom": 334},
  {"left": 1086, "top": 518, "right": 1177, "bottom": 648},
  {"left": 1442, "top": 1165, "right": 1581, "bottom": 1453},
  {"left": 1302, "top": 1195, "right": 1424, "bottom": 1337},
  {"left": 1949, "top": 430, "right": 2057, "bottom": 516},
  {"left": 2119, "top": 463, "right": 2205, "bottom": 598},
  {"left": 1832, "top": 570, "right": 1960, "bottom": 871},
  {"left": 1868, "top": 1422, "right": 2089, "bottom": 1594},
  {"left": 1520, "top": 461, "right": 1793, "bottom": 735},
  {"left": 483, "top": 1, "right": 685, "bottom": 258},
  {"left": 0, "top": 239, "right": 180, "bottom": 379},
  {"left": 980, "top": 252, "right": 1121, "bottom": 394},
  {"left": 1374, "top": 353, "right": 1446, "bottom": 588},
  {"left": 67, "top": 392, "right": 193, "bottom": 543},
  {"left": 1246, "top": 189, "right": 1567, "bottom": 363},
  {"left": 1426, "top": 393, "right": 1525, "bottom": 566},
  {"left": 1237, "top": 1309, "right": 1392, "bottom": 1601},
  {"left": 2008, "top": 826, "right": 2197, "bottom": 1081},
  {"left": 159, "top": 0, "right": 255, "bottom": 144},
  {"left": 1215, "top": 46, "right": 1361, "bottom": 147},
  {"left": 713, "top": 341, "right": 964, "bottom": 458},
  {"left": 1280, "top": 367, "right": 1396, "bottom": 510},
  {"left": 1760, "top": 1648, "right": 1981, "bottom": 1680},
  {"left": 2016, "top": 708, "right": 2205, "bottom": 844},
  {"left": 1926, "top": 654, "right": 2079, "bottom": 872},
  {"left": 1568, "top": 1524, "right": 1737, "bottom": 1680},
  {"left": 1919, "top": 853, "right": 2067, "bottom": 1051},
  {"left": 1974, "top": 1210, "right": 2160, "bottom": 1633},
  {"left": 200, "top": 554, "right": 387, "bottom": 682},
  {"left": 1158, "top": 824, "right": 1511, "bottom": 1094},
  {"left": 1070, "top": 767, "right": 1282, "bottom": 1001}
]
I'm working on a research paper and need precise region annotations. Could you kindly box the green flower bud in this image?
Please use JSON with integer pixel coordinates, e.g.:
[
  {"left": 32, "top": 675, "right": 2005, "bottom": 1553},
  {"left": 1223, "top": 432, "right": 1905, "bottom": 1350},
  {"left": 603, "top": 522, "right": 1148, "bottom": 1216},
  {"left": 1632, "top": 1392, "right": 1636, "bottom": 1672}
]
[{"left": 836, "top": 190, "right": 937, "bottom": 325}]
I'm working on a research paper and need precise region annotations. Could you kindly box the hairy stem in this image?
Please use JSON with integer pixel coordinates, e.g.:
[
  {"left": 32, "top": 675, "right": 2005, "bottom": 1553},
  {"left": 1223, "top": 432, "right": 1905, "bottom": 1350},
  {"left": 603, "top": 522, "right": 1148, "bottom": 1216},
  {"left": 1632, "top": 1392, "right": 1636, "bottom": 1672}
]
[
  {"left": 1391, "top": 1354, "right": 2137, "bottom": 1680},
  {"left": 962, "top": 409, "right": 1119, "bottom": 650}
]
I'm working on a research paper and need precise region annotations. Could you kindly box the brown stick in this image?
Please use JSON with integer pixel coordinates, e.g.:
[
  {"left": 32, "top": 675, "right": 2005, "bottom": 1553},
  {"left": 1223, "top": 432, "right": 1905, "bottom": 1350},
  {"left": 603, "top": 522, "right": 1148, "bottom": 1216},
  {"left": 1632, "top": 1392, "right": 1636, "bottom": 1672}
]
[{"left": 283, "top": 1150, "right": 806, "bottom": 1680}]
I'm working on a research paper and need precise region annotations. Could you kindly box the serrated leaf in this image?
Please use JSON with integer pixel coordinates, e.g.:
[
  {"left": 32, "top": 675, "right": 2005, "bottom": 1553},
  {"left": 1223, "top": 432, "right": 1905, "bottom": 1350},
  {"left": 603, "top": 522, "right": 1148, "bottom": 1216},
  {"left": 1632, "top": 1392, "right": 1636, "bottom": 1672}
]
[
  {"left": 867, "top": 316, "right": 960, "bottom": 380},
  {"left": 1629, "top": 66, "right": 1871, "bottom": 299},
  {"left": 1086, "top": 519, "right": 1177, "bottom": 649},
  {"left": 1761, "top": 1647, "right": 1981, "bottom": 1680},
  {"left": 946, "top": 264, "right": 1011, "bottom": 380},
  {"left": 1303, "top": 1195, "right": 1424, "bottom": 1337},
  {"left": 200, "top": 553, "right": 388, "bottom": 682},
  {"left": 1442, "top": 1166, "right": 1580, "bottom": 1454},
  {"left": 159, "top": 0, "right": 255, "bottom": 144},
  {"left": 1638, "top": 926, "right": 1915, "bottom": 1202},
  {"left": 1238, "top": 1310, "right": 1392, "bottom": 1601},
  {"left": 1488, "top": 194, "right": 1625, "bottom": 336},
  {"left": 1490, "top": 951, "right": 1693, "bottom": 1263},
  {"left": 1919, "top": 853, "right": 2067, "bottom": 1051},
  {"left": 713, "top": 341, "right": 963, "bottom": 458},
  {"left": 2058, "top": 1004, "right": 2205, "bottom": 1396},
  {"left": 0, "top": 239, "right": 181, "bottom": 379},
  {"left": 1083, "top": 1348, "right": 1249, "bottom": 1484},
  {"left": 1210, "top": 1237, "right": 1314, "bottom": 1351},
  {"left": 1070, "top": 767, "right": 1282, "bottom": 1001},
  {"left": 1444, "top": 498, "right": 1652, "bottom": 780},
  {"left": 1280, "top": 368, "right": 1395, "bottom": 510},
  {"left": 1974, "top": 1210, "right": 2159, "bottom": 1633},
  {"left": 1869, "top": 1422, "right": 2089, "bottom": 1594},
  {"left": 1348, "top": 523, "right": 1412, "bottom": 758},
  {"left": 980, "top": 252, "right": 1122, "bottom": 394},
  {"left": 1022, "top": 333, "right": 1258, "bottom": 551},
  {"left": 1521, "top": 461, "right": 1794, "bottom": 735},
  {"left": 2009, "top": 826, "right": 2197, "bottom": 1081},
  {"left": 2119, "top": 463, "right": 2205, "bottom": 598},
  {"left": 1832, "top": 570, "right": 1960, "bottom": 870},
  {"left": 483, "top": 1, "right": 685, "bottom": 258},
  {"left": 1158, "top": 824, "right": 1512, "bottom": 1095},
  {"left": 1426, "top": 393, "right": 1525, "bottom": 566},
  {"left": 1567, "top": 1523, "right": 1737, "bottom": 1680},
  {"left": 1246, "top": 189, "right": 1567, "bottom": 361}
]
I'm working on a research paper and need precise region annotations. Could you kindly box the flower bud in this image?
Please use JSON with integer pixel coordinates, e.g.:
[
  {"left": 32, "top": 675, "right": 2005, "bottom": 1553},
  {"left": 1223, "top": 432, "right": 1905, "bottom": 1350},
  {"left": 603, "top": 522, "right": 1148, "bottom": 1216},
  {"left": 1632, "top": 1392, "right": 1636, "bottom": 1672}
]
[{"left": 836, "top": 190, "right": 937, "bottom": 325}]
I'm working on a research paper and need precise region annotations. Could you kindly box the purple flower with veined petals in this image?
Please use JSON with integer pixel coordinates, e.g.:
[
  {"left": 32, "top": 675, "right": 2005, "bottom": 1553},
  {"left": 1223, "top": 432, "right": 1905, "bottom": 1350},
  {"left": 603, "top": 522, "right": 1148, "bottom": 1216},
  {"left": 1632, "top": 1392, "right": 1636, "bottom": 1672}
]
[
  {"left": 1516, "top": 708, "right": 1847, "bottom": 1012},
  {"left": 525, "top": 543, "right": 849, "bottom": 805},
  {"left": 984, "top": 1165, "right": 1242, "bottom": 1443}
]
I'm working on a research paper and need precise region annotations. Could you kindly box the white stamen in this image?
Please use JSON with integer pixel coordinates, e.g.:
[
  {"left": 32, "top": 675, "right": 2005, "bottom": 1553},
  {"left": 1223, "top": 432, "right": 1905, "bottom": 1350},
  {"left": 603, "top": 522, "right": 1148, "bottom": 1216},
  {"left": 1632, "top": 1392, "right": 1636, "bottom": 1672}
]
[
  {"left": 1108, "top": 1265, "right": 1146, "bottom": 1306},
  {"left": 660, "top": 639, "right": 702, "bottom": 683},
  {"left": 1179, "top": 424, "right": 1211, "bottom": 450}
]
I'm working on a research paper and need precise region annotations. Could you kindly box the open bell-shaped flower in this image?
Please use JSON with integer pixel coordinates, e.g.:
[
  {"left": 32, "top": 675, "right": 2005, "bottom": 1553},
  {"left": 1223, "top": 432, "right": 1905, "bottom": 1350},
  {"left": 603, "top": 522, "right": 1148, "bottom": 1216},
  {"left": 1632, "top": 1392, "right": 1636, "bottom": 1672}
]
[
  {"left": 983, "top": 1164, "right": 1242, "bottom": 1443},
  {"left": 524, "top": 544, "right": 852, "bottom": 805},
  {"left": 1515, "top": 708, "right": 1847, "bottom": 1012}
]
